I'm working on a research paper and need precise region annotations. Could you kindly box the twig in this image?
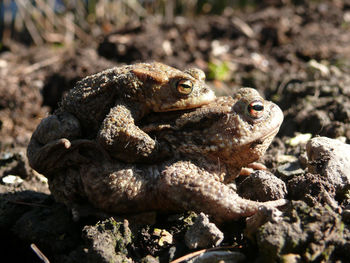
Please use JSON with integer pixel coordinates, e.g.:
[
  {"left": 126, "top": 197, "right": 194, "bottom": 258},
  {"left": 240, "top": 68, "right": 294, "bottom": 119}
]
[
  {"left": 122, "top": 0, "right": 146, "bottom": 17},
  {"left": 20, "top": 55, "right": 62, "bottom": 74},
  {"left": 232, "top": 17, "right": 255, "bottom": 38},
  {"left": 8, "top": 200, "right": 50, "bottom": 208},
  {"left": 31, "top": 243, "right": 50, "bottom": 263},
  {"left": 15, "top": 0, "right": 44, "bottom": 45},
  {"left": 35, "top": 0, "right": 56, "bottom": 31},
  {"left": 16, "top": 0, "right": 57, "bottom": 43},
  {"left": 63, "top": 12, "right": 91, "bottom": 44},
  {"left": 170, "top": 245, "right": 240, "bottom": 263},
  {"left": 75, "top": 0, "right": 89, "bottom": 29}
]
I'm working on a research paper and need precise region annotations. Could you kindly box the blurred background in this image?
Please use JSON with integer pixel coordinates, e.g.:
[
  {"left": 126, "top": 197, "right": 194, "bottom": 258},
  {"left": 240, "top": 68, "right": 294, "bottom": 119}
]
[
  {"left": 1, "top": 0, "right": 350, "bottom": 147},
  {"left": 0, "top": 0, "right": 276, "bottom": 45}
]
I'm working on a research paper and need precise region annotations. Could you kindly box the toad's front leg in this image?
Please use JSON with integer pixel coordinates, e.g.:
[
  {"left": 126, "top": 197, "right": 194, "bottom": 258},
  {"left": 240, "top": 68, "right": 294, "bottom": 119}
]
[
  {"left": 158, "top": 161, "right": 287, "bottom": 223},
  {"left": 97, "top": 103, "right": 168, "bottom": 163}
]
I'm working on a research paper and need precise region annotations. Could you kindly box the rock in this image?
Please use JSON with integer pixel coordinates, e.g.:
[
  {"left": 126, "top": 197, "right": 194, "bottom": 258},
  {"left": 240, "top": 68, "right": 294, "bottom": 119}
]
[
  {"left": 253, "top": 201, "right": 349, "bottom": 262},
  {"left": 287, "top": 173, "right": 336, "bottom": 207},
  {"left": 286, "top": 133, "right": 312, "bottom": 147},
  {"left": 238, "top": 170, "right": 287, "bottom": 201},
  {"left": 152, "top": 228, "right": 173, "bottom": 246},
  {"left": 1, "top": 174, "right": 23, "bottom": 185},
  {"left": 184, "top": 213, "right": 224, "bottom": 249},
  {"left": 82, "top": 218, "right": 132, "bottom": 263},
  {"left": 277, "top": 161, "right": 304, "bottom": 179},
  {"left": 280, "top": 253, "right": 302, "bottom": 263},
  {"left": 276, "top": 154, "right": 298, "bottom": 164},
  {"left": 141, "top": 255, "right": 159, "bottom": 263},
  {"left": 245, "top": 206, "right": 283, "bottom": 239},
  {"left": 306, "top": 136, "right": 350, "bottom": 193}
]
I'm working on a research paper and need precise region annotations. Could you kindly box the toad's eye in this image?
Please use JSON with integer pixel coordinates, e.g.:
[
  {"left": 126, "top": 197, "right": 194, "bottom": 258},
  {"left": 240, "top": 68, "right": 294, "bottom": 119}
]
[
  {"left": 247, "top": 100, "right": 264, "bottom": 119},
  {"left": 177, "top": 79, "right": 193, "bottom": 95}
]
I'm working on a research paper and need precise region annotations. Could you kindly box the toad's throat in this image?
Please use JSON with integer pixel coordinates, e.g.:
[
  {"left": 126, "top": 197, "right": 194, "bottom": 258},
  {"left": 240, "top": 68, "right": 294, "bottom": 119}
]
[{"left": 249, "top": 127, "right": 280, "bottom": 149}]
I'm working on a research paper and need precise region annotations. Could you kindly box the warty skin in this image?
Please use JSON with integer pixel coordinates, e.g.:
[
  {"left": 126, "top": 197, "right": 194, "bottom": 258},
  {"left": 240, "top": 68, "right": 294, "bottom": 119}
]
[{"left": 35, "top": 89, "right": 286, "bottom": 223}]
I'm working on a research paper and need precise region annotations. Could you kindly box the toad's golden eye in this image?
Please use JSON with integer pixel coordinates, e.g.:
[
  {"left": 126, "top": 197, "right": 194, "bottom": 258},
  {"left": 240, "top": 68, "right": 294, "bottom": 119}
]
[
  {"left": 177, "top": 79, "right": 193, "bottom": 95},
  {"left": 247, "top": 100, "right": 264, "bottom": 119}
]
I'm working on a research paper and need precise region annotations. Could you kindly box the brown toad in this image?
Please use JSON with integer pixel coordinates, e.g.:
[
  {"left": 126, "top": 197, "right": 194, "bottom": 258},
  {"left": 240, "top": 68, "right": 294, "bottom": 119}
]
[
  {"left": 29, "top": 88, "right": 285, "bottom": 223},
  {"left": 33, "top": 62, "right": 215, "bottom": 164}
]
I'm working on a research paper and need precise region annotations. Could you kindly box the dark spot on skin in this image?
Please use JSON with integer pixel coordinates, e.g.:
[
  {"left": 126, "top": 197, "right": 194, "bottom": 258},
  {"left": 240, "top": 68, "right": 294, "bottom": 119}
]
[{"left": 250, "top": 139, "right": 264, "bottom": 148}]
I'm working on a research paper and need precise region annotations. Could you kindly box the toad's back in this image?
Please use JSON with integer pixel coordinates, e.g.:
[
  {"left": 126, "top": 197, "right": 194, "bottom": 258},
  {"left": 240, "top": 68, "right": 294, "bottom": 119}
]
[{"left": 59, "top": 62, "right": 215, "bottom": 135}]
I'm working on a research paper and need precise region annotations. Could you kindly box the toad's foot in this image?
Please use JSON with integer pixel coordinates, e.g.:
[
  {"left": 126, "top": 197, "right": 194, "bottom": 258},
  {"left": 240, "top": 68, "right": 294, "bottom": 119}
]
[
  {"left": 240, "top": 162, "right": 267, "bottom": 176},
  {"left": 27, "top": 138, "right": 72, "bottom": 174},
  {"left": 28, "top": 138, "right": 106, "bottom": 175},
  {"left": 27, "top": 112, "right": 82, "bottom": 173}
]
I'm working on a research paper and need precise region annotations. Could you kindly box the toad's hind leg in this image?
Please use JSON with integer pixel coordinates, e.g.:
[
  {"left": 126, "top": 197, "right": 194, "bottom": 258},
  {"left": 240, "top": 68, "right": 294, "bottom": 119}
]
[
  {"left": 97, "top": 104, "right": 166, "bottom": 163},
  {"left": 27, "top": 112, "right": 82, "bottom": 173},
  {"left": 158, "top": 161, "right": 287, "bottom": 223}
]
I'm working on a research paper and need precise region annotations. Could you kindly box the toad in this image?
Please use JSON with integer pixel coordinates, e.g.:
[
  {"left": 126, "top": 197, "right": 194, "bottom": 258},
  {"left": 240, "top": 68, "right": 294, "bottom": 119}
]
[
  {"left": 28, "top": 88, "right": 286, "bottom": 222},
  {"left": 31, "top": 62, "right": 215, "bottom": 165}
]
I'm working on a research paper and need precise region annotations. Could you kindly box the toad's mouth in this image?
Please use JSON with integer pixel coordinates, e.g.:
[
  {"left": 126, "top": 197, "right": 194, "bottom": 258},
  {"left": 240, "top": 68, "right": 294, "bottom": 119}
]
[
  {"left": 249, "top": 126, "right": 281, "bottom": 147},
  {"left": 259, "top": 126, "right": 281, "bottom": 141},
  {"left": 157, "top": 88, "right": 216, "bottom": 112}
]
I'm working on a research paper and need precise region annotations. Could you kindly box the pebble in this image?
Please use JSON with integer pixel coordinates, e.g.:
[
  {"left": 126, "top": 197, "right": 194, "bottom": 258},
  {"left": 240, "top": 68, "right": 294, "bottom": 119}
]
[
  {"left": 280, "top": 253, "right": 302, "bottom": 263},
  {"left": 238, "top": 170, "right": 287, "bottom": 201},
  {"left": 277, "top": 161, "right": 304, "bottom": 179},
  {"left": 245, "top": 206, "right": 284, "bottom": 239},
  {"left": 153, "top": 228, "right": 173, "bottom": 246},
  {"left": 2, "top": 175, "right": 23, "bottom": 185},
  {"left": 185, "top": 213, "right": 223, "bottom": 249},
  {"left": 286, "top": 133, "right": 312, "bottom": 146},
  {"left": 306, "top": 136, "right": 350, "bottom": 192},
  {"left": 276, "top": 154, "right": 298, "bottom": 164}
]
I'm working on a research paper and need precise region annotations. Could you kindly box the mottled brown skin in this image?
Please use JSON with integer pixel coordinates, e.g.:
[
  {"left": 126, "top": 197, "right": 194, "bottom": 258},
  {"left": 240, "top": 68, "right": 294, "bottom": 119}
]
[
  {"left": 27, "top": 62, "right": 214, "bottom": 169},
  {"left": 31, "top": 88, "right": 285, "bottom": 223},
  {"left": 57, "top": 62, "right": 215, "bottom": 163}
]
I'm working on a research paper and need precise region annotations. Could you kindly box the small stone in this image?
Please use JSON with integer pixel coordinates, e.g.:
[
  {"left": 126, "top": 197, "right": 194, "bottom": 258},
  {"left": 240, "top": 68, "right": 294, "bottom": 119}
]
[
  {"left": 238, "top": 170, "right": 287, "bottom": 201},
  {"left": 82, "top": 218, "right": 132, "bottom": 262},
  {"left": 245, "top": 206, "right": 283, "bottom": 239},
  {"left": 152, "top": 228, "right": 173, "bottom": 246},
  {"left": 2, "top": 175, "right": 24, "bottom": 185},
  {"left": 0, "top": 59, "right": 8, "bottom": 68},
  {"left": 277, "top": 161, "right": 304, "bottom": 179},
  {"left": 281, "top": 253, "right": 302, "bottom": 263},
  {"left": 306, "top": 136, "right": 350, "bottom": 193},
  {"left": 276, "top": 154, "right": 298, "bottom": 164},
  {"left": 0, "top": 152, "right": 14, "bottom": 161},
  {"left": 308, "top": 59, "right": 330, "bottom": 77},
  {"left": 286, "top": 133, "right": 312, "bottom": 146},
  {"left": 185, "top": 213, "right": 223, "bottom": 249},
  {"left": 141, "top": 255, "right": 159, "bottom": 263}
]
